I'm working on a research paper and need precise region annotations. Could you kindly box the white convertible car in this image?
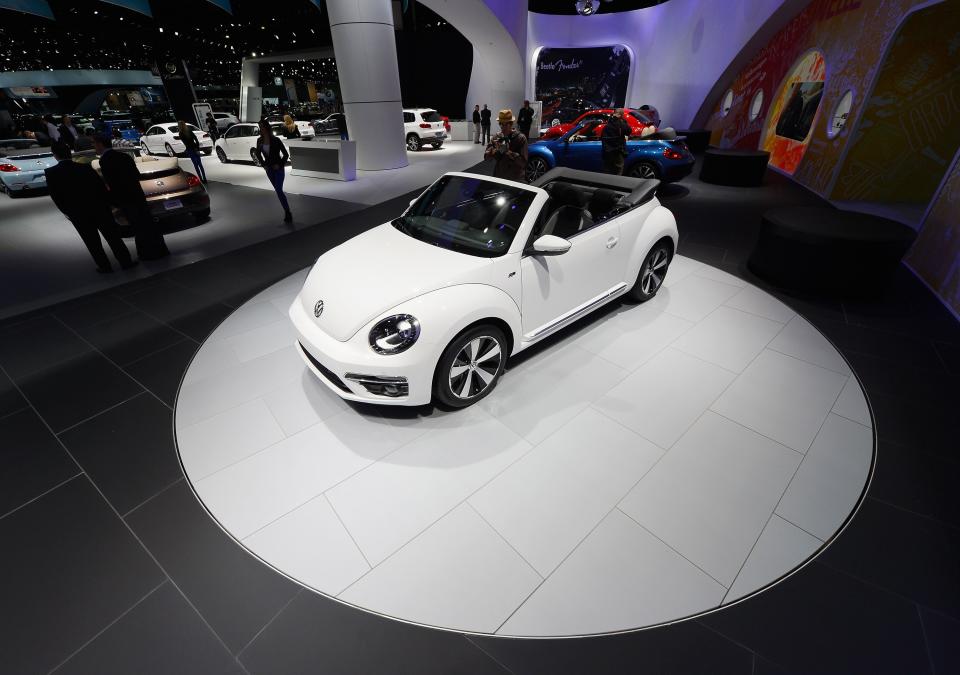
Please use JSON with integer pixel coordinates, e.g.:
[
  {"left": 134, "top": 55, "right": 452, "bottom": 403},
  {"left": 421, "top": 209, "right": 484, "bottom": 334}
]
[{"left": 290, "top": 167, "right": 678, "bottom": 408}]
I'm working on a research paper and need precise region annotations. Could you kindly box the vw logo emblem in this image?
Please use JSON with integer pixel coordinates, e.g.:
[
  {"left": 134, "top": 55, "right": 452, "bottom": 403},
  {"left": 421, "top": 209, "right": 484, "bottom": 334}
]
[
  {"left": 156, "top": 179, "right": 164, "bottom": 186},
  {"left": 314, "top": 300, "right": 324, "bottom": 318}
]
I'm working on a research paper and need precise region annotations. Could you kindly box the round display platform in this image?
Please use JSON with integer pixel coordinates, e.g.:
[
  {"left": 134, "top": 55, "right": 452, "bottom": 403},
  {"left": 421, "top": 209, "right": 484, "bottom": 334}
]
[{"left": 174, "top": 255, "right": 874, "bottom": 637}]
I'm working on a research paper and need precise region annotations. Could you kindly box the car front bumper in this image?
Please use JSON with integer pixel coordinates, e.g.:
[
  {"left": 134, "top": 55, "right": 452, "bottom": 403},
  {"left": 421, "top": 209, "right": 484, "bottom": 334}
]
[{"left": 289, "top": 297, "right": 435, "bottom": 406}]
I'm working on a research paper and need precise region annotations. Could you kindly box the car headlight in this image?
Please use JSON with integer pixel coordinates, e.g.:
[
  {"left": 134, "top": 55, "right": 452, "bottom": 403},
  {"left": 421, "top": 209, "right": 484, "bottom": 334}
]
[{"left": 369, "top": 314, "right": 420, "bottom": 355}]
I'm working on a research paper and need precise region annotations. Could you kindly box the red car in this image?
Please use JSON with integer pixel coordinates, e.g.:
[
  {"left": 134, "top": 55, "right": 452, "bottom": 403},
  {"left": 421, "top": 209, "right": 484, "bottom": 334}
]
[{"left": 539, "top": 107, "right": 657, "bottom": 140}]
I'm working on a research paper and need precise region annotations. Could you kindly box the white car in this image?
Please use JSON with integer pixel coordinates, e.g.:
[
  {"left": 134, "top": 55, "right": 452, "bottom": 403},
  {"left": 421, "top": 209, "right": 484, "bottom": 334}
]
[
  {"left": 403, "top": 108, "right": 446, "bottom": 151},
  {"left": 213, "top": 122, "right": 286, "bottom": 165},
  {"left": 140, "top": 123, "right": 213, "bottom": 157},
  {"left": 212, "top": 112, "right": 239, "bottom": 132},
  {"left": 290, "top": 167, "right": 678, "bottom": 408},
  {"left": 264, "top": 117, "right": 315, "bottom": 139}
]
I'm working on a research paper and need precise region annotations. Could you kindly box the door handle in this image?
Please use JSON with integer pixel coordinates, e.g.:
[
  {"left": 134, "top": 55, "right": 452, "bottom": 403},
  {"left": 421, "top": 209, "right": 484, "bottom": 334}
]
[{"left": 606, "top": 237, "right": 619, "bottom": 249}]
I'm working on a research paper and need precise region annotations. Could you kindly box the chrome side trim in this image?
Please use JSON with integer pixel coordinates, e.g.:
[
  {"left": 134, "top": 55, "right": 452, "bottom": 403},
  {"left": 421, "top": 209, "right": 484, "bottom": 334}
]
[{"left": 524, "top": 282, "right": 629, "bottom": 341}]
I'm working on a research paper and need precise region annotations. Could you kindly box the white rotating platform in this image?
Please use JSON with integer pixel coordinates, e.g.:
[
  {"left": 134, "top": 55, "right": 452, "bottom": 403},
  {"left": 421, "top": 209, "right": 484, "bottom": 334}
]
[{"left": 174, "top": 255, "right": 874, "bottom": 637}]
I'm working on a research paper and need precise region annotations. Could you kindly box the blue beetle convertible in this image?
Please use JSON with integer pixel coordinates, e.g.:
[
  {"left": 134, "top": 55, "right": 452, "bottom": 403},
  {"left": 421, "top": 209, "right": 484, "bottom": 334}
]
[{"left": 525, "top": 121, "right": 695, "bottom": 183}]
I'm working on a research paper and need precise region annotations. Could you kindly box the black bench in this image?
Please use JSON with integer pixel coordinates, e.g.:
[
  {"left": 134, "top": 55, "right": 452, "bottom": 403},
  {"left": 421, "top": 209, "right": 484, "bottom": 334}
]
[
  {"left": 674, "top": 129, "right": 711, "bottom": 154},
  {"left": 700, "top": 147, "right": 770, "bottom": 186},
  {"left": 748, "top": 206, "right": 917, "bottom": 295}
]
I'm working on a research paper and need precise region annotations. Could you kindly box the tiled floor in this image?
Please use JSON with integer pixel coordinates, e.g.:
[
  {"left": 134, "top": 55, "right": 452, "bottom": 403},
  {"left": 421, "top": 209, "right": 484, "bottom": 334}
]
[
  {"left": 1, "top": 157, "right": 957, "bottom": 673},
  {"left": 174, "top": 254, "right": 874, "bottom": 636}
]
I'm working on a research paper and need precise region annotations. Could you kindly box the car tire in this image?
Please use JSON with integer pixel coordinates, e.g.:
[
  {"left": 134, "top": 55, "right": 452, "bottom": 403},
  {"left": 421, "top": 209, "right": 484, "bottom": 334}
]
[
  {"left": 216, "top": 147, "right": 229, "bottom": 163},
  {"left": 140, "top": 142, "right": 150, "bottom": 156},
  {"left": 164, "top": 143, "right": 176, "bottom": 157},
  {"left": 431, "top": 142, "right": 442, "bottom": 150},
  {"left": 433, "top": 324, "right": 507, "bottom": 409},
  {"left": 203, "top": 148, "right": 212, "bottom": 156},
  {"left": 627, "top": 240, "right": 672, "bottom": 303},
  {"left": 525, "top": 157, "right": 550, "bottom": 182},
  {"left": 627, "top": 161, "right": 659, "bottom": 180},
  {"left": 249, "top": 148, "right": 262, "bottom": 167},
  {"left": 406, "top": 134, "right": 421, "bottom": 152},
  {"left": 194, "top": 208, "right": 211, "bottom": 223}
]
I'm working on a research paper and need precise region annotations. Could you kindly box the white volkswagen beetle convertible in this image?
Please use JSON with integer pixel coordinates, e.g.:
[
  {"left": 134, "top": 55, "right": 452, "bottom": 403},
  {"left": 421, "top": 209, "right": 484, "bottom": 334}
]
[{"left": 290, "top": 167, "right": 678, "bottom": 408}]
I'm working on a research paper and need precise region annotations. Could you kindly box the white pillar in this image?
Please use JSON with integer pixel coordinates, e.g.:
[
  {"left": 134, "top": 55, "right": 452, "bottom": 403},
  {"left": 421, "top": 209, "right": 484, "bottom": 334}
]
[{"left": 326, "top": 0, "right": 408, "bottom": 171}]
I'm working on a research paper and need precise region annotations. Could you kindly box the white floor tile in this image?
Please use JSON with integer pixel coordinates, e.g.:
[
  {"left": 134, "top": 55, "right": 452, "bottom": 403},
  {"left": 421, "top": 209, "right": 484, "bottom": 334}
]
[
  {"left": 660, "top": 274, "right": 742, "bottom": 323},
  {"left": 327, "top": 409, "right": 531, "bottom": 565},
  {"left": 833, "top": 377, "right": 872, "bottom": 427},
  {"left": 177, "top": 398, "right": 284, "bottom": 480},
  {"left": 662, "top": 255, "right": 704, "bottom": 288},
  {"left": 776, "top": 413, "right": 873, "bottom": 541},
  {"left": 498, "top": 509, "right": 725, "bottom": 636},
  {"left": 243, "top": 496, "right": 369, "bottom": 596},
  {"left": 226, "top": 319, "right": 296, "bottom": 363},
  {"left": 724, "top": 286, "right": 796, "bottom": 323},
  {"left": 711, "top": 349, "right": 848, "bottom": 453},
  {"left": 181, "top": 336, "right": 242, "bottom": 386},
  {"left": 262, "top": 370, "right": 350, "bottom": 436},
  {"left": 673, "top": 306, "right": 785, "bottom": 373},
  {"left": 574, "top": 300, "right": 694, "bottom": 372},
  {"left": 724, "top": 515, "right": 822, "bottom": 603},
  {"left": 209, "top": 300, "right": 286, "bottom": 340},
  {"left": 767, "top": 315, "right": 851, "bottom": 375},
  {"left": 480, "top": 344, "right": 626, "bottom": 445},
  {"left": 470, "top": 407, "right": 663, "bottom": 576},
  {"left": 339, "top": 504, "right": 541, "bottom": 633},
  {"left": 594, "top": 348, "right": 735, "bottom": 449},
  {"left": 194, "top": 409, "right": 407, "bottom": 539},
  {"left": 692, "top": 264, "right": 747, "bottom": 287},
  {"left": 619, "top": 412, "right": 800, "bottom": 586}
]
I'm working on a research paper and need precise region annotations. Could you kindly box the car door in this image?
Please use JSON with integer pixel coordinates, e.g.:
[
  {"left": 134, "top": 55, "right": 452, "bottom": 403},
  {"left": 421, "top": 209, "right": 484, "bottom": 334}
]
[
  {"left": 147, "top": 126, "right": 163, "bottom": 152},
  {"left": 519, "top": 209, "right": 623, "bottom": 340},
  {"left": 221, "top": 124, "right": 240, "bottom": 158}
]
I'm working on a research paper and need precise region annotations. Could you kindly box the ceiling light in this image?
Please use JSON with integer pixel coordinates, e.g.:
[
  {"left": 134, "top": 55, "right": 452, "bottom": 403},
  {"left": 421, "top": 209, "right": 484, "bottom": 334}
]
[{"left": 575, "top": 0, "right": 599, "bottom": 15}]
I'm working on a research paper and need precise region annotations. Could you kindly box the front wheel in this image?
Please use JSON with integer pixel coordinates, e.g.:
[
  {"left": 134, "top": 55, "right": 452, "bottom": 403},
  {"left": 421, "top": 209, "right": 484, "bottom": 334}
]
[
  {"left": 406, "top": 134, "right": 421, "bottom": 151},
  {"left": 525, "top": 157, "right": 549, "bottom": 182},
  {"left": 140, "top": 142, "right": 150, "bottom": 156},
  {"left": 249, "top": 148, "right": 262, "bottom": 167},
  {"left": 203, "top": 148, "right": 212, "bottom": 156},
  {"left": 628, "top": 241, "right": 672, "bottom": 302},
  {"left": 164, "top": 143, "right": 176, "bottom": 157},
  {"left": 216, "top": 147, "right": 228, "bottom": 163},
  {"left": 433, "top": 325, "right": 507, "bottom": 409},
  {"left": 431, "top": 142, "right": 443, "bottom": 149}
]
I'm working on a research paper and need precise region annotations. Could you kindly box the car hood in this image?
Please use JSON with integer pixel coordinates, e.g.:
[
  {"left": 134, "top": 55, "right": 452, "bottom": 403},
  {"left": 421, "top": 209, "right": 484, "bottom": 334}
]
[{"left": 298, "top": 223, "right": 494, "bottom": 342}]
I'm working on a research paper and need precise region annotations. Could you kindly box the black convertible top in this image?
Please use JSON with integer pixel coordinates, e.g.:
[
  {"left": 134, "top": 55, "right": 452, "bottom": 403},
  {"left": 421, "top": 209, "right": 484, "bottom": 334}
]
[{"left": 531, "top": 167, "right": 660, "bottom": 208}]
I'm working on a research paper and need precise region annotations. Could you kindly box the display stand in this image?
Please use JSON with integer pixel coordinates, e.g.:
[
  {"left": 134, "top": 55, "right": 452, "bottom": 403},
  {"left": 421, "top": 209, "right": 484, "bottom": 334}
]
[{"left": 287, "top": 139, "right": 356, "bottom": 181}]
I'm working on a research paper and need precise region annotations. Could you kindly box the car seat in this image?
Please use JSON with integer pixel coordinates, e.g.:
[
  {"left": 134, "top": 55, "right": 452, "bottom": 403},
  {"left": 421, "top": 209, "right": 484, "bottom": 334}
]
[
  {"left": 542, "top": 182, "right": 589, "bottom": 239},
  {"left": 587, "top": 188, "right": 622, "bottom": 222}
]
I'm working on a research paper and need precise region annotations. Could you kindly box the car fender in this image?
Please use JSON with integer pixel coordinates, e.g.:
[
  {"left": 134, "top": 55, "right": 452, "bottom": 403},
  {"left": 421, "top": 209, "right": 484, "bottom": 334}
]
[
  {"left": 623, "top": 203, "right": 679, "bottom": 283},
  {"left": 366, "top": 283, "right": 522, "bottom": 361},
  {"left": 624, "top": 141, "right": 663, "bottom": 168},
  {"left": 527, "top": 144, "right": 555, "bottom": 167}
]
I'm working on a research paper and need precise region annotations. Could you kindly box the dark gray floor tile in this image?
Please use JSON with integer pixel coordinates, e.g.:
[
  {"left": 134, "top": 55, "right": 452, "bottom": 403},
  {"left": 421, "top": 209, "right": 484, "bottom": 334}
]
[
  {"left": 812, "top": 317, "right": 946, "bottom": 372},
  {"left": 0, "top": 314, "right": 91, "bottom": 381},
  {"left": 0, "top": 476, "right": 164, "bottom": 675},
  {"left": 920, "top": 607, "right": 960, "bottom": 675},
  {"left": 0, "top": 366, "right": 27, "bottom": 418},
  {"left": 123, "top": 279, "right": 231, "bottom": 327},
  {"left": 702, "top": 562, "right": 931, "bottom": 675},
  {"left": 125, "top": 481, "right": 299, "bottom": 654},
  {"left": 870, "top": 440, "right": 960, "bottom": 528},
  {"left": 59, "top": 393, "right": 183, "bottom": 515},
  {"left": 818, "top": 498, "right": 960, "bottom": 621},
  {"left": 74, "top": 310, "right": 184, "bottom": 366},
  {"left": 53, "top": 292, "right": 136, "bottom": 331},
  {"left": 240, "top": 591, "right": 510, "bottom": 675},
  {"left": 868, "top": 390, "right": 959, "bottom": 463},
  {"left": 53, "top": 582, "right": 243, "bottom": 675},
  {"left": 18, "top": 351, "right": 143, "bottom": 433},
  {"left": 124, "top": 339, "right": 197, "bottom": 407},
  {"left": 846, "top": 351, "right": 959, "bottom": 405},
  {"left": 471, "top": 619, "right": 753, "bottom": 675},
  {"left": 0, "top": 408, "right": 79, "bottom": 516},
  {"left": 171, "top": 302, "right": 235, "bottom": 342},
  {"left": 933, "top": 340, "right": 960, "bottom": 376}
]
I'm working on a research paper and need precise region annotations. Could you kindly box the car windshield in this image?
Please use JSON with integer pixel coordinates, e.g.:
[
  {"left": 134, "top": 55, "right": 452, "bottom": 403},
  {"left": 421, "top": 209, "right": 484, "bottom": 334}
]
[
  {"left": 628, "top": 110, "right": 652, "bottom": 125},
  {"left": 420, "top": 110, "right": 441, "bottom": 122},
  {"left": 392, "top": 175, "right": 535, "bottom": 258}
]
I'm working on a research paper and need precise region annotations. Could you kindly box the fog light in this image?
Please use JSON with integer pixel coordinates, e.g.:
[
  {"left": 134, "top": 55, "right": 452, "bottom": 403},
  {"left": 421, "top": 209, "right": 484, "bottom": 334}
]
[{"left": 344, "top": 373, "right": 409, "bottom": 398}]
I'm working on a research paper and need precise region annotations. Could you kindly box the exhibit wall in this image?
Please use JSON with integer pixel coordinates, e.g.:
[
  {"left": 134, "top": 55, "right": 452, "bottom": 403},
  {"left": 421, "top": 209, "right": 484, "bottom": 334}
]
[
  {"left": 907, "top": 154, "right": 960, "bottom": 318},
  {"left": 525, "top": 0, "right": 786, "bottom": 129}
]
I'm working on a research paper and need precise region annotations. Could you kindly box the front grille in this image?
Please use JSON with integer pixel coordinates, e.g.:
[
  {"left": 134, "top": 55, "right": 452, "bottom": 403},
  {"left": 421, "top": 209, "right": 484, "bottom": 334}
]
[{"left": 298, "top": 342, "right": 351, "bottom": 393}]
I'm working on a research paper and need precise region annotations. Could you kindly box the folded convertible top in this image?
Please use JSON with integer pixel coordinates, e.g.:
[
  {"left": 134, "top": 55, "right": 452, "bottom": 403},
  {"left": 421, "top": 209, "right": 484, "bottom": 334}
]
[{"left": 531, "top": 167, "right": 660, "bottom": 207}]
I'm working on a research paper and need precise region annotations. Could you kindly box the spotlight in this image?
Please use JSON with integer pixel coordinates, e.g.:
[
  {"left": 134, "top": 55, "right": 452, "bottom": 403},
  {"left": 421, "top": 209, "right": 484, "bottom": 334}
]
[{"left": 575, "top": 0, "right": 599, "bottom": 15}]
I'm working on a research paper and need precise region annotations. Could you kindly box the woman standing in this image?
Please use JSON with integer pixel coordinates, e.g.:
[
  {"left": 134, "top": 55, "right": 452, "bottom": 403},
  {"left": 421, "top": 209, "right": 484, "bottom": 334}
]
[
  {"left": 282, "top": 114, "right": 300, "bottom": 140},
  {"left": 254, "top": 120, "right": 292, "bottom": 223},
  {"left": 177, "top": 120, "right": 206, "bottom": 183}
]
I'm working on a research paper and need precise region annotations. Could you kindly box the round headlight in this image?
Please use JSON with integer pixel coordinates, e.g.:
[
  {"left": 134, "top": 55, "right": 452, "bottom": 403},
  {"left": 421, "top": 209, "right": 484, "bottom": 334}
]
[{"left": 369, "top": 314, "right": 420, "bottom": 354}]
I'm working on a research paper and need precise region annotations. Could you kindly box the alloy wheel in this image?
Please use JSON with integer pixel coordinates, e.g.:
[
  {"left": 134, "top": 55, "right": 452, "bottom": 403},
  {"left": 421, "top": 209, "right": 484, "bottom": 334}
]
[
  {"left": 140, "top": 142, "right": 149, "bottom": 156},
  {"left": 525, "top": 157, "right": 549, "bottom": 182},
  {"left": 216, "top": 147, "right": 227, "bottom": 163},
  {"left": 165, "top": 143, "right": 175, "bottom": 157},
  {"left": 448, "top": 336, "right": 502, "bottom": 400},
  {"left": 406, "top": 134, "right": 421, "bottom": 151},
  {"left": 631, "top": 162, "right": 657, "bottom": 179},
  {"left": 641, "top": 247, "right": 669, "bottom": 295}
]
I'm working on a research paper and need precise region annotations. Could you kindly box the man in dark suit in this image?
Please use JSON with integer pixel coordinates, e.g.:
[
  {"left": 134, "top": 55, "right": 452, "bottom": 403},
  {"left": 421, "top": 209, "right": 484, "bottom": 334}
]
[
  {"left": 480, "top": 104, "right": 492, "bottom": 145},
  {"left": 58, "top": 115, "right": 80, "bottom": 149},
  {"left": 45, "top": 142, "right": 135, "bottom": 273},
  {"left": 93, "top": 134, "right": 169, "bottom": 260}
]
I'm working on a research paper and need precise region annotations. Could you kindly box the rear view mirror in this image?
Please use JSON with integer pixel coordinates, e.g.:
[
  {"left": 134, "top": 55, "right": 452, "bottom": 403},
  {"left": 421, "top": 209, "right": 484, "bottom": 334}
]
[{"left": 532, "top": 234, "right": 571, "bottom": 256}]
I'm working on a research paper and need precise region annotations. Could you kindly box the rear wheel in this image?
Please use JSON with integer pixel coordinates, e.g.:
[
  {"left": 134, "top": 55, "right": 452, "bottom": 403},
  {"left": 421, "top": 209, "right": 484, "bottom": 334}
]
[
  {"left": 628, "top": 241, "right": 672, "bottom": 302},
  {"left": 431, "top": 142, "right": 443, "bottom": 150},
  {"left": 406, "top": 134, "right": 421, "bottom": 151},
  {"left": 164, "top": 143, "right": 176, "bottom": 157},
  {"left": 140, "top": 142, "right": 150, "bottom": 156},
  {"left": 203, "top": 148, "right": 212, "bottom": 156},
  {"left": 249, "top": 148, "right": 262, "bottom": 167},
  {"left": 628, "top": 161, "right": 658, "bottom": 180},
  {"left": 433, "top": 325, "right": 507, "bottom": 408},
  {"left": 525, "top": 157, "right": 549, "bottom": 182},
  {"left": 216, "top": 147, "right": 228, "bottom": 163}
]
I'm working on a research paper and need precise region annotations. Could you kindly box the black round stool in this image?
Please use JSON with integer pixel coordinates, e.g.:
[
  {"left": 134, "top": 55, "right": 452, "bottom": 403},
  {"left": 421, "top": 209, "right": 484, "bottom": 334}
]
[{"left": 700, "top": 147, "right": 771, "bottom": 186}]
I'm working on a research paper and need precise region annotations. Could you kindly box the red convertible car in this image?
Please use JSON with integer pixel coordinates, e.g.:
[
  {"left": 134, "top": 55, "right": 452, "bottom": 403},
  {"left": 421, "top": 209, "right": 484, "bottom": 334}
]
[{"left": 539, "top": 107, "right": 658, "bottom": 141}]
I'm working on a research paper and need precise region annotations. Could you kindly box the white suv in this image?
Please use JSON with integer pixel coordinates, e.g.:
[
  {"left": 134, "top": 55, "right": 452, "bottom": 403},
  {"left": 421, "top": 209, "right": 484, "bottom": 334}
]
[
  {"left": 403, "top": 108, "right": 446, "bottom": 151},
  {"left": 212, "top": 112, "right": 239, "bottom": 132}
]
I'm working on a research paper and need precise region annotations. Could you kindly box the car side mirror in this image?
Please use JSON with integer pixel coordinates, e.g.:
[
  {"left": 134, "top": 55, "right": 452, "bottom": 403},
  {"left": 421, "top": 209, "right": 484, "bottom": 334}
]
[{"left": 531, "top": 234, "right": 571, "bottom": 256}]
